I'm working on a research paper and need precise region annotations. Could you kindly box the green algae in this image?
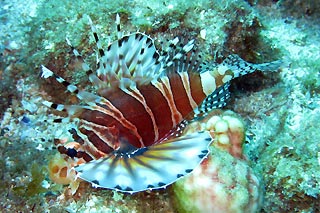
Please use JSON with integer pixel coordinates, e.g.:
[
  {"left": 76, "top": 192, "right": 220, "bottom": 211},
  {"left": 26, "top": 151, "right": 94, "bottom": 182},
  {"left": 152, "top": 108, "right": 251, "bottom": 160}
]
[{"left": 12, "top": 163, "right": 47, "bottom": 197}]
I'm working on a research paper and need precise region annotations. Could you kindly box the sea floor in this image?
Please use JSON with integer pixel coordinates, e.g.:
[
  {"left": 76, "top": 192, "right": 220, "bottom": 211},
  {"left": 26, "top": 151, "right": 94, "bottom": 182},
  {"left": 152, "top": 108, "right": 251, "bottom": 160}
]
[{"left": 0, "top": 0, "right": 319, "bottom": 212}]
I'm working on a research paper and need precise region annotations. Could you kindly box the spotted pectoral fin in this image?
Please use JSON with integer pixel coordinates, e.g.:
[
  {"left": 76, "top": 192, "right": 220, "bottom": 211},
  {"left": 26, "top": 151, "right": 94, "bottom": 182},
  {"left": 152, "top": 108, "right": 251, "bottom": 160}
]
[{"left": 74, "top": 131, "right": 212, "bottom": 193}]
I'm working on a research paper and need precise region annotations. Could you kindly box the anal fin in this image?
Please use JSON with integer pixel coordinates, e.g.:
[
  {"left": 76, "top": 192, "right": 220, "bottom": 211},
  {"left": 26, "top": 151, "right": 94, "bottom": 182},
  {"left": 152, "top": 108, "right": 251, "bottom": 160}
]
[{"left": 74, "top": 131, "right": 212, "bottom": 193}]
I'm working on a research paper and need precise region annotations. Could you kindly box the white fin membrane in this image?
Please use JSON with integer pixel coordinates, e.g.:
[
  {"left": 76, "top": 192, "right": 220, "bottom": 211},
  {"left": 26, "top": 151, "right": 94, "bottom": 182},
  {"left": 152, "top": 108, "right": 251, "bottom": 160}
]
[{"left": 74, "top": 131, "right": 212, "bottom": 193}]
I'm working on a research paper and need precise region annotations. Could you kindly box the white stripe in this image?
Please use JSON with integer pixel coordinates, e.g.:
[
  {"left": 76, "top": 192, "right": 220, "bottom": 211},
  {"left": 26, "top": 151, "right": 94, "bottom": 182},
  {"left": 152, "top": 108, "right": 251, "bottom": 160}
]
[
  {"left": 41, "top": 65, "right": 54, "bottom": 78},
  {"left": 200, "top": 71, "right": 217, "bottom": 96},
  {"left": 151, "top": 77, "right": 183, "bottom": 127},
  {"left": 90, "top": 102, "right": 145, "bottom": 147},
  {"left": 222, "top": 74, "right": 232, "bottom": 83},
  {"left": 79, "top": 119, "right": 117, "bottom": 150},
  {"left": 217, "top": 65, "right": 228, "bottom": 75},
  {"left": 178, "top": 72, "right": 198, "bottom": 109},
  {"left": 67, "top": 85, "right": 78, "bottom": 93},
  {"left": 73, "top": 126, "right": 106, "bottom": 160}
]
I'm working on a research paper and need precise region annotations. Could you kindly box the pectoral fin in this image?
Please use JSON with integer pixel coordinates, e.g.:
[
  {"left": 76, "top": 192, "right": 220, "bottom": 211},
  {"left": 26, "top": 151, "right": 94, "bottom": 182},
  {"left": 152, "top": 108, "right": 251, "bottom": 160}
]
[{"left": 74, "top": 131, "right": 212, "bottom": 193}]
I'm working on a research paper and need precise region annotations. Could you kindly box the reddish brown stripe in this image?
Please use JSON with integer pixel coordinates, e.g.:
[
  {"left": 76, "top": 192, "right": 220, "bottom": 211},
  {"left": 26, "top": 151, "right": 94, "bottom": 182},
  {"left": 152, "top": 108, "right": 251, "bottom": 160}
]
[
  {"left": 77, "top": 151, "right": 93, "bottom": 162},
  {"left": 57, "top": 143, "right": 93, "bottom": 162},
  {"left": 168, "top": 73, "right": 193, "bottom": 116},
  {"left": 138, "top": 83, "right": 173, "bottom": 143},
  {"left": 105, "top": 87, "right": 155, "bottom": 146},
  {"left": 78, "top": 128, "right": 113, "bottom": 154},
  {"left": 189, "top": 73, "right": 207, "bottom": 104},
  {"left": 79, "top": 108, "right": 142, "bottom": 148}
]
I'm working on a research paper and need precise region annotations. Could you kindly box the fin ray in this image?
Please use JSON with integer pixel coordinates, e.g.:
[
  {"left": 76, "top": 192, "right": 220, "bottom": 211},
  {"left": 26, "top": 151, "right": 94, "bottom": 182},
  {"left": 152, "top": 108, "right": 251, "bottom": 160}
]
[
  {"left": 75, "top": 131, "right": 212, "bottom": 193},
  {"left": 193, "top": 82, "right": 230, "bottom": 120},
  {"left": 221, "top": 54, "right": 283, "bottom": 78}
]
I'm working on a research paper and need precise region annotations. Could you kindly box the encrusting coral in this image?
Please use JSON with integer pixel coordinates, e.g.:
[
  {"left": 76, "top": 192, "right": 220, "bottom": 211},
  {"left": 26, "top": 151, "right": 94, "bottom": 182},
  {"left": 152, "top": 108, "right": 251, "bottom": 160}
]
[
  {"left": 172, "top": 110, "right": 262, "bottom": 213},
  {"left": 183, "top": 110, "right": 246, "bottom": 158},
  {"left": 48, "top": 150, "right": 82, "bottom": 195}
]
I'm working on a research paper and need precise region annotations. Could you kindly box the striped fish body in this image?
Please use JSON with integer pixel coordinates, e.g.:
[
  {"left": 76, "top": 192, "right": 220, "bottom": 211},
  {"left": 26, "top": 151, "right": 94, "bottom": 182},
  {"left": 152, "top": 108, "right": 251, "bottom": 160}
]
[
  {"left": 41, "top": 15, "right": 282, "bottom": 193},
  {"left": 79, "top": 71, "right": 217, "bottom": 150}
]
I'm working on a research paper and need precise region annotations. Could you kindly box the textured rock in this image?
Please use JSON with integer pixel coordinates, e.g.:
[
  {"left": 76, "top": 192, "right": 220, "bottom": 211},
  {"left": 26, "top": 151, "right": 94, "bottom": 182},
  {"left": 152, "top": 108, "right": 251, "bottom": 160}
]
[{"left": 172, "top": 146, "right": 262, "bottom": 213}]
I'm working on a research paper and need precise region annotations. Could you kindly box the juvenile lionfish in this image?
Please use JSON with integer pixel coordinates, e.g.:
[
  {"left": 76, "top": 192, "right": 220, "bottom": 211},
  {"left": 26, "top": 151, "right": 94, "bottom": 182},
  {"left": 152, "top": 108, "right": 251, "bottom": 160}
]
[{"left": 41, "top": 14, "right": 282, "bottom": 193}]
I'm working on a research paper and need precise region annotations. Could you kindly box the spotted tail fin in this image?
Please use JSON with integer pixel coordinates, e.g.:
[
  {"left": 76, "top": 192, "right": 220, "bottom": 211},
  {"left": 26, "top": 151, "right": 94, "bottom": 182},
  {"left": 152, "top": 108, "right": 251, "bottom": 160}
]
[
  {"left": 74, "top": 131, "right": 212, "bottom": 193},
  {"left": 221, "top": 54, "right": 283, "bottom": 78}
]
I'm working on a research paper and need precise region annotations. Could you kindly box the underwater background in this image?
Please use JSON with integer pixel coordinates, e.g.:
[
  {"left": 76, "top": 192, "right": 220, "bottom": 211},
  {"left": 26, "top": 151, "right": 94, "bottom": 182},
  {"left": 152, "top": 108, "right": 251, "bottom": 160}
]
[{"left": 0, "top": 0, "right": 319, "bottom": 212}]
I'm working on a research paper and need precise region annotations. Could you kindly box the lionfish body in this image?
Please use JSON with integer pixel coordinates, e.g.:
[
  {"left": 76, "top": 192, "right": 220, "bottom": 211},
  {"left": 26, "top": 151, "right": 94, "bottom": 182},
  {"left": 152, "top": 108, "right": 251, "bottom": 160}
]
[{"left": 42, "top": 15, "right": 282, "bottom": 193}]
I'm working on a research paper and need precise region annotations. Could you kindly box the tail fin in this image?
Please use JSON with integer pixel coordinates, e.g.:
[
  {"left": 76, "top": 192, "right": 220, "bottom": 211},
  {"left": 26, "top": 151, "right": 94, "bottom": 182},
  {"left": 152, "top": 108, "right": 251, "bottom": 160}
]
[{"left": 221, "top": 54, "right": 284, "bottom": 78}]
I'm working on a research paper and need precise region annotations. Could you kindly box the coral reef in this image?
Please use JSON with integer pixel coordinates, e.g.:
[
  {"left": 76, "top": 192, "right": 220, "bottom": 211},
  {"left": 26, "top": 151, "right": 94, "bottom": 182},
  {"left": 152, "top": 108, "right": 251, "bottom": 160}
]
[
  {"left": 243, "top": 3, "right": 320, "bottom": 212},
  {"left": 184, "top": 110, "right": 246, "bottom": 158},
  {"left": 173, "top": 110, "right": 262, "bottom": 213},
  {"left": 48, "top": 152, "right": 81, "bottom": 194},
  {"left": 172, "top": 147, "right": 261, "bottom": 213},
  {"left": 1, "top": 0, "right": 319, "bottom": 212}
]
